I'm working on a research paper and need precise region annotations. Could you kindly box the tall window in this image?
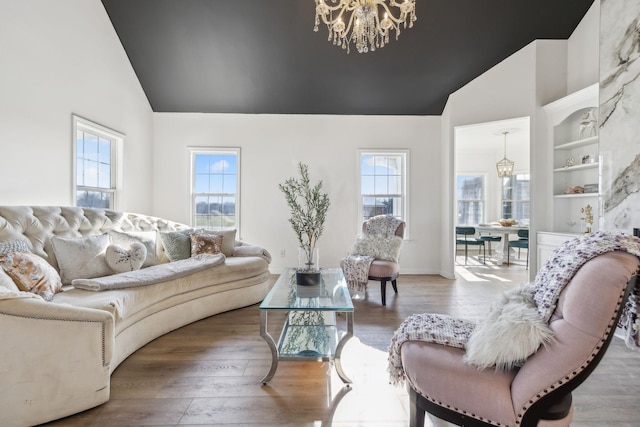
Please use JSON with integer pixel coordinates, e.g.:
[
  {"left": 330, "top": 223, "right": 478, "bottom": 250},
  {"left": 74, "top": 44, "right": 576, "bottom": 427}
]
[
  {"left": 73, "top": 115, "right": 123, "bottom": 209},
  {"left": 190, "top": 148, "right": 240, "bottom": 231},
  {"left": 457, "top": 174, "right": 485, "bottom": 225},
  {"left": 502, "top": 173, "right": 530, "bottom": 223},
  {"left": 359, "top": 150, "right": 407, "bottom": 224}
]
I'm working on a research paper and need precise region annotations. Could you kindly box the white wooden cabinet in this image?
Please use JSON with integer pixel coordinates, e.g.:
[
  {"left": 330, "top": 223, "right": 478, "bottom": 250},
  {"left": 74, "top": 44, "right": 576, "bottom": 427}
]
[{"left": 536, "top": 231, "right": 581, "bottom": 269}]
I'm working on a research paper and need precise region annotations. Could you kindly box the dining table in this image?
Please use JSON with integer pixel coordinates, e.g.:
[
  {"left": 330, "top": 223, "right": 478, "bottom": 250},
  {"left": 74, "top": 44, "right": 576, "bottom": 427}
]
[{"left": 474, "top": 223, "right": 529, "bottom": 265}]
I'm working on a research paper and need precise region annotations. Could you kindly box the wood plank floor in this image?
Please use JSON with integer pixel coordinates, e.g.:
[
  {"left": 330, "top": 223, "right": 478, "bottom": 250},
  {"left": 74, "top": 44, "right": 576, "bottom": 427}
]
[{"left": 42, "top": 257, "right": 640, "bottom": 426}]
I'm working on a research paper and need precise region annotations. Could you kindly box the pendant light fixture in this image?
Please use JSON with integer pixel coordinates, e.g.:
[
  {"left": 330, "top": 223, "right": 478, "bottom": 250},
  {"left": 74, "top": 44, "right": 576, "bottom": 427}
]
[{"left": 496, "top": 131, "right": 515, "bottom": 178}]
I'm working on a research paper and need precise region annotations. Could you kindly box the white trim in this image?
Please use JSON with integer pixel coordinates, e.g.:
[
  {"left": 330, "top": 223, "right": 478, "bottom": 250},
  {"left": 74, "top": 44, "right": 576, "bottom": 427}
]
[
  {"left": 187, "top": 146, "right": 241, "bottom": 236},
  {"left": 72, "top": 114, "right": 125, "bottom": 209},
  {"left": 357, "top": 148, "right": 409, "bottom": 239}
]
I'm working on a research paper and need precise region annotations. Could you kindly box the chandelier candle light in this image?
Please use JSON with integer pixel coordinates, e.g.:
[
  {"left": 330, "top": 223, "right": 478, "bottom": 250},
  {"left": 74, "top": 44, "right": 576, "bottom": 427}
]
[
  {"left": 314, "top": 0, "right": 417, "bottom": 54},
  {"left": 496, "top": 131, "right": 515, "bottom": 178}
]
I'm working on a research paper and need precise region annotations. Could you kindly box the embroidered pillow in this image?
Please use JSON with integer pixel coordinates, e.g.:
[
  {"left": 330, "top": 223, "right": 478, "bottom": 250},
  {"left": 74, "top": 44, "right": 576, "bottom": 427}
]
[
  {"left": 51, "top": 234, "right": 112, "bottom": 285},
  {"left": 108, "top": 230, "right": 160, "bottom": 267},
  {"left": 0, "top": 239, "right": 30, "bottom": 254},
  {"left": 350, "top": 235, "right": 403, "bottom": 262},
  {"left": 199, "top": 229, "right": 237, "bottom": 257},
  {"left": 0, "top": 252, "right": 63, "bottom": 301},
  {"left": 105, "top": 242, "right": 147, "bottom": 273},
  {"left": 159, "top": 229, "right": 194, "bottom": 261},
  {"left": 190, "top": 231, "right": 223, "bottom": 256}
]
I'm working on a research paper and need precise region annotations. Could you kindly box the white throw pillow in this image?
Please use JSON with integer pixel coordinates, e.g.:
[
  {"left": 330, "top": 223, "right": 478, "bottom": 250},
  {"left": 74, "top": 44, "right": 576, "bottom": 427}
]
[
  {"left": 51, "top": 234, "right": 112, "bottom": 285},
  {"left": 109, "top": 230, "right": 160, "bottom": 267},
  {"left": 0, "top": 268, "right": 20, "bottom": 292},
  {"left": 463, "top": 283, "right": 554, "bottom": 370},
  {"left": 350, "top": 235, "right": 403, "bottom": 262},
  {"left": 105, "top": 243, "right": 147, "bottom": 273}
]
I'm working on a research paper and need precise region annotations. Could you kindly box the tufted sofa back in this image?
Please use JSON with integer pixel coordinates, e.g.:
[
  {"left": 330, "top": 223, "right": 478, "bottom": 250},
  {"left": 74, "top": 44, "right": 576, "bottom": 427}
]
[{"left": 0, "top": 206, "right": 190, "bottom": 271}]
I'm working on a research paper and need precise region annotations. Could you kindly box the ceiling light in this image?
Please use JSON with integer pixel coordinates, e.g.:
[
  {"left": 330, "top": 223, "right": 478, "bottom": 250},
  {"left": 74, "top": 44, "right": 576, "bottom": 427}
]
[
  {"left": 314, "top": 0, "right": 417, "bottom": 54},
  {"left": 496, "top": 131, "right": 515, "bottom": 178}
]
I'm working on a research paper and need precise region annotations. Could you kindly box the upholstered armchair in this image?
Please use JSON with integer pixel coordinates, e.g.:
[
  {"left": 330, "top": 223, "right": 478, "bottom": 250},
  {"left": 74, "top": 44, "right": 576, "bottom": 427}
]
[
  {"left": 391, "top": 232, "right": 640, "bottom": 427},
  {"left": 341, "top": 215, "right": 405, "bottom": 305}
]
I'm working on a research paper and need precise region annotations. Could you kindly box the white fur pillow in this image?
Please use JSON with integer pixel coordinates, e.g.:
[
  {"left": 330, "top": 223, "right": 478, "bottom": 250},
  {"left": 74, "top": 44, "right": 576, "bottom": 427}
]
[
  {"left": 350, "top": 235, "right": 403, "bottom": 262},
  {"left": 51, "top": 234, "right": 112, "bottom": 285},
  {"left": 105, "top": 243, "right": 147, "bottom": 273},
  {"left": 464, "top": 283, "right": 555, "bottom": 370}
]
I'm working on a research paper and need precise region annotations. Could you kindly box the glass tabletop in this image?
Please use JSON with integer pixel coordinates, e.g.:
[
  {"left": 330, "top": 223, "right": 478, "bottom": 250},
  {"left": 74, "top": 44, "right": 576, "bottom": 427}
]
[{"left": 260, "top": 268, "right": 353, "bottom": 311}]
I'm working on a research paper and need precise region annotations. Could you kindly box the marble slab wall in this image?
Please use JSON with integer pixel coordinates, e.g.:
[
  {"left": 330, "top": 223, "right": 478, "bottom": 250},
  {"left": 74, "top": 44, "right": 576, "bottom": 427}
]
[{"left": 599, "top": 0, "right": 640, "bottom": 231}]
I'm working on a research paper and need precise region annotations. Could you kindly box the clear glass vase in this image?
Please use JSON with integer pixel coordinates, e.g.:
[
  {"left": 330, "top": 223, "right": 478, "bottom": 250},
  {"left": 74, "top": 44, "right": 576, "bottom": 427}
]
[{"left": 298, "top": 246, "right": 319, "bottom": 272}]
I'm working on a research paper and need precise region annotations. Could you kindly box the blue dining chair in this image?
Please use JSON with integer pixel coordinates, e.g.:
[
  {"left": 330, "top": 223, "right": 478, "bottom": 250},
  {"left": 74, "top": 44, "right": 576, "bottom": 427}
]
[
  {"left": 507, "top": 229, "right": 529, "bottom": 269},
  {"left": 479, "top": 233, "right": 501, "bottom": 258},
  {"left": 455, "top": 227, "right": 485, "bottom": 265}
]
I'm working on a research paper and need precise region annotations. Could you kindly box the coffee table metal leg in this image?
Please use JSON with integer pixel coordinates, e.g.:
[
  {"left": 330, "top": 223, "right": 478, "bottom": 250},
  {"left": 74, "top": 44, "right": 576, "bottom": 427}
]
[
  {"left": 259, "top": 310, "right": 278, "bottom": 385},
  {"left": 334, "top": 311, "right": 353, "bottom": 385}
]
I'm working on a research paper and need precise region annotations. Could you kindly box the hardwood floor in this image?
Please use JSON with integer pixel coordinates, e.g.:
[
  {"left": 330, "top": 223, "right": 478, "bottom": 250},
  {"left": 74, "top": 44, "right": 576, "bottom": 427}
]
[{"left": 42, "top": 258, "right": 640, "bottom": 426}]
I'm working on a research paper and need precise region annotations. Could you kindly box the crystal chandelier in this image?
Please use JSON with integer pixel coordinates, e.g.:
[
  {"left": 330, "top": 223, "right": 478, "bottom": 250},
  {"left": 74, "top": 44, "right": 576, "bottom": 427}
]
[
  {"left": 496, "top": 131, "right": 515, "bottom": 178},
  {"left": 314, "top": 0, "right": 417, "bottom": 54}
]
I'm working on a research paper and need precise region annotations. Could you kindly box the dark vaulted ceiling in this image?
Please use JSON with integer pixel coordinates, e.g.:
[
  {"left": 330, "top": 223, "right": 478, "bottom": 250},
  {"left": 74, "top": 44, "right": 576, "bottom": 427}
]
[{"left": 101, "top": 0, "right": 595, "bottom": 116}]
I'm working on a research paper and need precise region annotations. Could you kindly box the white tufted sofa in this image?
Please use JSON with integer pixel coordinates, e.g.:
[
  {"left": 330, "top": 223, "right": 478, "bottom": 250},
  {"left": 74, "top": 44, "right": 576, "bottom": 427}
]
[{"left": 0, "top": 206, "right": 272, "bottom": 427}]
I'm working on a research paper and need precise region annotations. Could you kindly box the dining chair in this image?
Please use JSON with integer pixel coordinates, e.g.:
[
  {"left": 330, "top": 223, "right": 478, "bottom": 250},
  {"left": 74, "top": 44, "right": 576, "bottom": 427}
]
[
  {"left": 455, "top": 227, "right": 485, "bottom": 265},
  {"left": 478, "top": 233, "right": 501, "bottom": 257},
  {"left": 508, "top": 229, "right": 529, "bottom": 268}
]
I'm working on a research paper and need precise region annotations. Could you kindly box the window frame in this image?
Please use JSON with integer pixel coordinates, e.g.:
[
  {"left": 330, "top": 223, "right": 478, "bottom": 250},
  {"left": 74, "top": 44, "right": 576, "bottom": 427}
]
[
  {"left": 357, "top": 149, "right": 409, "bottom": 238},
  {"left": 72, "top": 115, "right": 124, "bottom": 210},
  {"left": 501, "top": 172, "right": 530, "bottom": 224},
  {"left": 188, "top": 147, "right": 241, "bottom": 235},
  {"left": 456, "top": 173, "right": 487, "bottom": 226}
]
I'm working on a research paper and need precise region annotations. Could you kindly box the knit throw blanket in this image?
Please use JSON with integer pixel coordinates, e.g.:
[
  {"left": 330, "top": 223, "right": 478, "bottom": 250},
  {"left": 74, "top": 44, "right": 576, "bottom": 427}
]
[
  {"left": 343, "top": 215, "right": 404, "bottom": 293},
  {"left": 388, "top": 231, "right": 640, "bottom": 386}
]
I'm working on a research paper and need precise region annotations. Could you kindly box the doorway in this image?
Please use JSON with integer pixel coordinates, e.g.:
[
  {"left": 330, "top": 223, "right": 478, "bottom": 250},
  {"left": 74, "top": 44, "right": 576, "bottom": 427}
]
[{"left": 454, "top": 117, "right": 530, "bottom": 281}]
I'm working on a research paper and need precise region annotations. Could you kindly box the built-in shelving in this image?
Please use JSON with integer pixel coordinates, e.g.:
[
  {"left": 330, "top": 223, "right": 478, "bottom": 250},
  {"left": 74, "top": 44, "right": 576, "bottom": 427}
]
[{"left": 542, "top": 83, "right": 600, "bottom": 237}]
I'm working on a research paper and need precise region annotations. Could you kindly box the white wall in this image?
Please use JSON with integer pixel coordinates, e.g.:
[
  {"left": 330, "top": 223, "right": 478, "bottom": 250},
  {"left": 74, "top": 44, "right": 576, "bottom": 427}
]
[
  {"left": 567, "top": 1, "right": 600, "bottom": 94},
  {"left": 0, "top": 0, "right": 153, "bottom": 212},
  {"left": 152, "top": 113, "right": 442, "bottom": 274},
  {"left": 441, "top": 41, "right": 568, "bottom": 279}
]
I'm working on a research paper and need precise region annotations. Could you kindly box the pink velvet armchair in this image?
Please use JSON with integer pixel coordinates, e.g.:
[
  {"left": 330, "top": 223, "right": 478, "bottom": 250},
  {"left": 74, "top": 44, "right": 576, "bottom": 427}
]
[{"left": 401, "top": 250, "right": 639, "bottom": 427}]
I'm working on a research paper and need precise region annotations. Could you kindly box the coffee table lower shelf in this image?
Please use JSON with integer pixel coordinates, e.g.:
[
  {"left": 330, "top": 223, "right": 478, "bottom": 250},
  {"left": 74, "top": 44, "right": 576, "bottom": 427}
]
[{"left": 260, "top": 310, "right": 353, "bottom": 385}]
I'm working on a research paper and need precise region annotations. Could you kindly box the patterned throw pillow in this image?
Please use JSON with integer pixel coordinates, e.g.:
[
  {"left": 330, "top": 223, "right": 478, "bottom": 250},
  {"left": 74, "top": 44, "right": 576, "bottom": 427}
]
[
  {"left": 200, "top": 229, "right": 237, "bottom": 257},
  {"left": 51, "top": 234, "right": 112, "bottom": 285},
  {"left": 190, "top": 231, "right": 223, "bottom": 256},
  {"left": 0, "top": 239, "right": 30, "bottom": 254},
  {"left": 159, "top": 229, "right": 194, "bottom": 261},
  {"left": 108, "top": 230, "right": 160, "bottom": 267},
  {"left": 0, "top": 252, "right": 63, "bottom": 301},
  {"left": 105, "top": 242, "right": 147, "bottom": 273}
]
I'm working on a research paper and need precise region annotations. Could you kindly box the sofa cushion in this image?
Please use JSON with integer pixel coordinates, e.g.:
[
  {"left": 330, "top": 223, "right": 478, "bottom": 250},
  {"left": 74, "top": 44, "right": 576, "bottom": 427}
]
[
  {"left": 0, "top": 252, "right": 62, "bottom": 301},
  {"left": 108, "top": 230, "right": 160, "bottom": 267},
  {"left": 51, "top": 234, "right": 112, "bottom": 285},
  {"left": 105, "top": 243, "right": 147, "bottom": 273},
  {"left": 191, "top": 231, "right": 223, "bottom": 255},
  {"left": 159, "top": 229, "right": 194, "bottom": 261}
]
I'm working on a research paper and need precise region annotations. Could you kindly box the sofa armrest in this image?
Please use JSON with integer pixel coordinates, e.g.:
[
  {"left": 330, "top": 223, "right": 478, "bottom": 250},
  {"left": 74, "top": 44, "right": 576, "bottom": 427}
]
[
  {"left": 232, "top": 244, "right": 272, "bottom": 263},
  {"left": 0, "top": 297, "right": 114, "bottom": 427}
]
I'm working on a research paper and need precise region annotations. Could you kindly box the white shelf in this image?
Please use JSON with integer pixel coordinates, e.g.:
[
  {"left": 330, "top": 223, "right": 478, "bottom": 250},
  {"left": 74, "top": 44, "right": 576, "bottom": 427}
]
[
  {"left": 553, "top": 162, "right": 598, "bottom": 172},
  {"left": 554, "top": 136, "right": 598, "bottom": 150}
]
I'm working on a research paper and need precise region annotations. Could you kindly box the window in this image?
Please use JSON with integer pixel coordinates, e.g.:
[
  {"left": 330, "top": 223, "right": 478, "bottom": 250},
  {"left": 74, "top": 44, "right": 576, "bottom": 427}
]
[
  {"left": 457, "top": 174, "right": 485, "bottom": 225},
  {"left": 502, "top": 173, "right": 530, "bottom": 224},
  {"left": 359, "top": 150, "right": 407, "bottom": 225},
  {"left": 190, "top": 148, "right": 240, "bottom": 232},
  {"left": 73, "top": 115, "right": 124, "bottom": 209}
]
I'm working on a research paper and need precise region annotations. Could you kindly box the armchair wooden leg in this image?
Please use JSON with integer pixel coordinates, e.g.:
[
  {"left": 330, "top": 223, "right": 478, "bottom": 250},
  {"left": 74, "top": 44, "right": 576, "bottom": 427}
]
[
  {"left": 381, "top": 279, "right": 387, "bottom": 306},
  {"left": 391, "top": 279, "right": 398, "bottom": 294},
  {"left": 409, "top": 388, "right": 426, "bottom": 427}
]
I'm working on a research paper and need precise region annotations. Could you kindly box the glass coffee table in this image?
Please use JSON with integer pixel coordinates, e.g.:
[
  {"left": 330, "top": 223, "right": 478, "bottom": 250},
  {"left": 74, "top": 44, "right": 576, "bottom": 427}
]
[{"left": 259, "top": 268, "right": 354, "bottom": 385}]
